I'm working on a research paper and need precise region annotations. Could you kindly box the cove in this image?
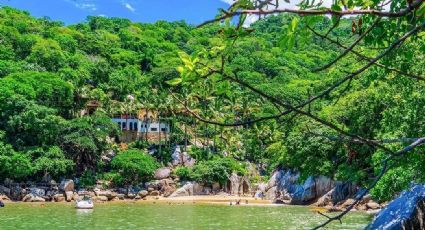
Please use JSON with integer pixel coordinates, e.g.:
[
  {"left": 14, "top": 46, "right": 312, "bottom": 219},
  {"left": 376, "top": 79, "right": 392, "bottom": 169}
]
[{"left": 0, "top": 203, "right": 372, "bottom": 230}]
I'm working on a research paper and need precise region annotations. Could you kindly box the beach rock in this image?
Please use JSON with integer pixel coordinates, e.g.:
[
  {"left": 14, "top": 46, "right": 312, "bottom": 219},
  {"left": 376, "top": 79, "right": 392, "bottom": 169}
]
[
  {"left": 22, "top": 193, "right": 45, "bottom": 202},
  {"left": 59, "top": 179, "right": 74, "bottom": 192},
  {"left": 134, "top": 195, "right": 141, "bottom": 200},
  {"left": 315, "top": 189, "right": 333, "bottom": 207},
  {"left": 366, "top": 184, "right": 425, "bottom": 230},
  {"left": 291, "top": 176, "right": 333, "bottom": 204},
  {"left": 72, "top": 192, "right": 80, "bottom": 201},
  {"left": 96, "top": 196, "right": 108, "bottom": 202},
  {"left": 117, "top": 194, "right": 125, "bottom": 200},
  {"left": 0, "top": 185, "right": 10, "bottom": 195},
  {"left": 65, "top": 191, "right": 73, "bottom": 202},
  {"left": 169, "top": 182, "right": 193, "bottom": 197},
  {"left": 340, "top": 198, "right": 355, "bottom": 208},
  {"left": 138, "top": 190, "right": 148, "bottom": 198},
  {"left": 331, "top": 182, "right": 358, "bottom": 204},
  {"left": 53, "top": 194, "right": 65, "bottom": 202},
  {"left": 126, "top": 193, "right": 136, "bottom": 199},
  {"left": 154, "top": 167, "right": 172, "bottom": 180},
  {"left": 149, "top": 190, "right": 160, "bottom": 196},
  {"left": 10, "top": 186, "right": 26, "bottom": 201},
  {"left": 0, "top": 195, "right": 10, "bottom": 201},
  {"left": 171, "top": 146, "right": 196, "bottom": 166},
  {"left": 29, "top": 188, "right": 46, "bottom": 197},
  {"left": 366, "top": 201, "right": 380, "bottom": 210}
]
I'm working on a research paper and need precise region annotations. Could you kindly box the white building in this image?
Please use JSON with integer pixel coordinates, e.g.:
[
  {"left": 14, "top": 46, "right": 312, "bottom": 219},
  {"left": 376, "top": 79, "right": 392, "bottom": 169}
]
[{"left": 111, "top": 117, "right": 170, "bottom": 133}]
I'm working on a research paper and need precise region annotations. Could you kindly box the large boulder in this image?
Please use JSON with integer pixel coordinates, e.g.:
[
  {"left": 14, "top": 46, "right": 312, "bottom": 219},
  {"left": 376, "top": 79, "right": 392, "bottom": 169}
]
[
  {"left": 65, "top": 191, "right": 74, "bottom": 202},
  {"left": 22, "top": 193, "right": 45, "bottom": 202},
  {"left": 59, "top": 179, "right": 74, "bottom": 192},
  {"left": 53, "top": 194, "right": 65, "bottom": 202},
  {"left": 366, "top": 184, "right": 425, "bottom": 230},
  {"left": 0, "top": 185, "right": 10, "bottom": 195},
  {"left": 154, "top": 168, "right": 172, "bottom": 180},
  {"left": 169, "top": 182, "right": 194, "bottom": 197},
  {"left": 29, "top": 188, "right": 46, "bottom": 197},
  {"left": 291, "top": 176, "right": 334, "bottom": 204},
  {"left": 138, "top": 190, "right": 148, "bottom": 198},
  {"left": 171, "top": 146, "right": 196, "bottom": 166}
]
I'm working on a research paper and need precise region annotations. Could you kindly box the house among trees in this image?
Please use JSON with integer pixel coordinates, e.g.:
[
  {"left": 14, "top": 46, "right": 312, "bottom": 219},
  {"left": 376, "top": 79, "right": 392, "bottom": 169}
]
[{"left": 112, "top": 109, "right": 170, "bottom": 142}]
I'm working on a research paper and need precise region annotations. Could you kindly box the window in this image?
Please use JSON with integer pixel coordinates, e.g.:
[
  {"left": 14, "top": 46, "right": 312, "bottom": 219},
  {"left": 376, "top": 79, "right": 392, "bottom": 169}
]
[
  {"left": 151, "top": 128, "right": 158, "bottom": 132},
  {"left": 134, "top": 123, "right": 138, "bottom": 131},
  {"left": 122, "top": 122, "right": 126, "bottom": 129},
  {"left": 161, "top": 128, "right": 167, "bottom": 132}
]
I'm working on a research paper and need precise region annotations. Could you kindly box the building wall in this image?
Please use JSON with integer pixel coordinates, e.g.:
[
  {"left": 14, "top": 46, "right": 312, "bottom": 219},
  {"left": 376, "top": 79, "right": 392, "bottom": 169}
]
[
  {"left": 111, "top": 118, "right": 170, "bottom": 133},
  {"left": 112, "top": 118, "right": 170, "bottom": 143}
]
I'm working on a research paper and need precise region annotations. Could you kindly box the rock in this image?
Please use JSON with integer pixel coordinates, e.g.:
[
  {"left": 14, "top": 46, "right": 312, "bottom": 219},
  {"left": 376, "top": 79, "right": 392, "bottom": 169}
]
[
  {"left": 162, "top": 185, "right": 176, "bottom": 197},
  {"left": 366, "top": 201, "right": 380, "bottom": 210},
  {"left": 126, "top": 193, "right": 136, "bottom": 199},
  {"left": 134, "top": 195, "right": 141, "bottom": 200},
  {"left": 366, "top": 184, "right": 425, "bottom": 230},
  {"left": 171, "top": 146, "right": 196, "bottom": 166},
  {"left": 169, "top": 182, "right": 193, "bottom": 197},
  {"left": 94, "top": 189, "right": 116, "bottom": 200},
  {"left": 53, "top": 194, "right": 65, "bottom": 202},
  {"left": 72, "top": 192, "right": 80, "bottom": 201},
  {"left": 212, "top": 183, "right": 221, "bottom": 192},
  {"left": 315, "top": 189, "right": 333, "bottom": 207},
  {"left": 0, "top": 185, "right": 10, "bottom": 195},
  {"left": 154, "top": 167, "right": 172, "bottom": 180},
  {"left": 117, "top": 194, "right": 125, "bottom": 200},
  {"left": 96, "top": 196, "right": 108, "bottom": 202},
  {"left": 291, "top": 176, "right": 333, "bottom": 204},
  {"left": 149, "top": 190, "right": 160, "bottom": 196},
  {"left": 22, "top": 193, "right": 45, "bottom": 202},
  {"left": 138, "top": 190, "right": 148, "bottom": 198},
  {"left": 0, "top": 195, "right": 10, "bottom": 201},
  {"left": 341, "top": 198, "right": 356, "bottom": 208},
  {"left": 65, "top": 191, "right": 73, "bottom": 202},
  {"left": 331, "top": 182, "right": 358, "bottom": 204},
  {"left": 29, "top": 188, "right": 45, "bottom": 197},
  {"left": 359, "top": 194, "right": 372, "bottom": 205},
  {"left": 147, "top": 187, "right": 155, "bottom": 192},
  {"left": 59, "top": 180, "right": 74, "bottom": 192}
]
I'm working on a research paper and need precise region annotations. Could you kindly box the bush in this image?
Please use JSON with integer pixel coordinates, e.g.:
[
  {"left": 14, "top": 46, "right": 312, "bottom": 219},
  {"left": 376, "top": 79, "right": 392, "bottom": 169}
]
[
  {"left": 79, "top": 170, "right": 97, "bottom": 188},
  {"left": 191, "top": 157, "right": 247, "bottom": 186},
  {"left": 174, "top": 166, "right": 193, "bottom": 181},
  {"left": 111, "top": 149, "right": 159, "bottom": 186}
]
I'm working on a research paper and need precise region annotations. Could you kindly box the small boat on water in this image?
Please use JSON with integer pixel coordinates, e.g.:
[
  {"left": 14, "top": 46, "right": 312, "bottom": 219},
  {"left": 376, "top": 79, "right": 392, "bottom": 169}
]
[{"left": 75, "top": 196, "right": 93, "bottom": 209}]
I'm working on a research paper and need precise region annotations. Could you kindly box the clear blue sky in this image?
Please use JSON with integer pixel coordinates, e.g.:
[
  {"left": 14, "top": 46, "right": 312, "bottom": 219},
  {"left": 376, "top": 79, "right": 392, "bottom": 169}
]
[{"left": 0, "top": 0, "right": 231, "bottom": 25}]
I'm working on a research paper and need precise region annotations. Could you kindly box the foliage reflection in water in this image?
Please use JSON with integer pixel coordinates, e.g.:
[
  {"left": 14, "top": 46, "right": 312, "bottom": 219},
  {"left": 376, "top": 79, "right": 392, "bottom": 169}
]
[{"left": 0, "top": 203, "right": 373, "bottom": 230}]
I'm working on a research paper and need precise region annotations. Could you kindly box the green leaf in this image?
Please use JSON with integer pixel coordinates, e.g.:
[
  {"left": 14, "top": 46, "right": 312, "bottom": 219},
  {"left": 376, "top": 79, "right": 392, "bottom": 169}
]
[
  {"left": 166, "top": 78, "right": 183, "bottom": 86},
  {"left": 291, "top": 17, "right": 299, "bottom": 32}
]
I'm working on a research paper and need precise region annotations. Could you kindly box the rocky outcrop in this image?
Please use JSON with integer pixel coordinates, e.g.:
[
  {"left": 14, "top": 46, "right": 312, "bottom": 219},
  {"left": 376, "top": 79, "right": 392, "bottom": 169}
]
[
  {"left": 169, "top": 182, "right": 194, "bottom": 197},
  {"left": 366, "top": 184, "right": 425, "bottom": 230},
  {"left": 225, "top": 173, "right": 251, "bottom": 195},
  {"left": 22, "top": 193, "right": 45, "bottom": 202},
  {"left": 59, "top": 179, "right": 74, "bottom": 192},
  {"left": 171, "top": 146, "right": 196, "bottom": 167},
  {"left": 263, "top": 170, "right": 334, "bottom": 204},
  {"left": 154, "top": 168, "right": 172, "bottom": 180}
]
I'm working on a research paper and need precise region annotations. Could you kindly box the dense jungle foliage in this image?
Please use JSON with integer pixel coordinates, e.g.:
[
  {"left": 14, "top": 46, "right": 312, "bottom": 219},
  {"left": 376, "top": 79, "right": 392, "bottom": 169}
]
[{"left": 0, "top": 5, "right": 424, "bottom": 201}]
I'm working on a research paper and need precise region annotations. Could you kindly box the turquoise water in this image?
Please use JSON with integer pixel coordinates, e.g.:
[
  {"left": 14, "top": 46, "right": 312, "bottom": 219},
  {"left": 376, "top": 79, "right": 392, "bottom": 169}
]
[{"left": 0, "top": 203, "right": 372, "bottom": 230}]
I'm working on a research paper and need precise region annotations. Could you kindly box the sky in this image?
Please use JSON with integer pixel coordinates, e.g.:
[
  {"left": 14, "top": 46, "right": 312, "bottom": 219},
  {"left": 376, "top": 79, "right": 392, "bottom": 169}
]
[{"left": 0, "top": 0, "right": 233, "bottom": 25}]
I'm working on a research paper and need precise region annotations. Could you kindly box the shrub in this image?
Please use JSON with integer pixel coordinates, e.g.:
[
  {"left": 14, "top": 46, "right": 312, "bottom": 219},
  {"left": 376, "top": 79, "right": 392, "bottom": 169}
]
[
  {"left": 111, "top": 149, "right": 159, "bottom": 186},
  {"left": 191, "top": 157, "right": 247, "bottom": 186},
  {"left": 174, "top": 166, "right": 193, "bottom": 181}
]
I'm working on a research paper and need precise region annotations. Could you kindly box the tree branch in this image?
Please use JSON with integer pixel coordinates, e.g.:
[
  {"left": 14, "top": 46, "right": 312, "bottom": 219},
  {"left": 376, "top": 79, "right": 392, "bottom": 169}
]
[
  {"left": 307, "top": 25, "right": 425, "bottom": 81},
  {"left": 198, "top": 0, "right": 424, "bottom": 27},
  {"left": 313, "top": 18, "right": 381, "bottom": 72}
]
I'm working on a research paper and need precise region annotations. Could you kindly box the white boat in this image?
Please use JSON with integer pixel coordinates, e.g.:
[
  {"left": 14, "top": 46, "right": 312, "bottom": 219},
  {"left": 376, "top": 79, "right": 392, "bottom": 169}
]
[{"left": 76, "top": 197, "right": 94, "bottom": 209}]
